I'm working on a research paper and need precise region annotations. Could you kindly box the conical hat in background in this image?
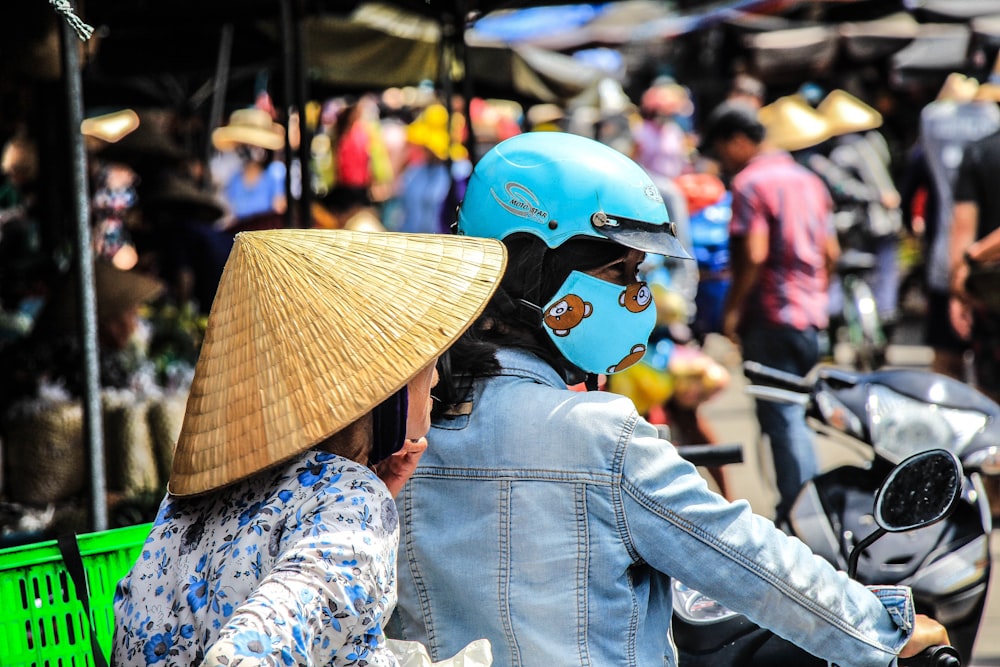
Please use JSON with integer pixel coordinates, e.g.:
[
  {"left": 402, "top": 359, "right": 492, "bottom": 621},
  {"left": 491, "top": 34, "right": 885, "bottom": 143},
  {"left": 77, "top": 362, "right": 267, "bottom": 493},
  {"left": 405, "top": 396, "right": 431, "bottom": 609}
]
[
  {"left": 168, "top": 229, "right": 507, "bottom": 496},
  {"left": 93, "top": 110, "right": 191, "bottom": 166},
  {"left": 142, "top": 175, "right": 227, "bottom": 223},
  {"left": 211, "top": 108, "right": 285, "bottom": 152},
  {"left": 33, "top": 260, "right": 165, "bottom": 336},
  {"left": 817, "top": 89, "right": 883, "bottom": 136},
  {"left": 973, "top": 49, "right": 1000, "bottom": 102},
  {"left": 974, "top": 53, "right": 1000, "bottom": 103},
  {"left": 936, "top": 72, "right": 979, "bottom": 102},
  {"left": 974, "top": 83, "right": 1000, "bottom": 103},
  {"left": 758, "top": 95, "right": 832, "bottom": 152},
  {"left": 81, "top": 109, "right": 141, "bottom": 144}
]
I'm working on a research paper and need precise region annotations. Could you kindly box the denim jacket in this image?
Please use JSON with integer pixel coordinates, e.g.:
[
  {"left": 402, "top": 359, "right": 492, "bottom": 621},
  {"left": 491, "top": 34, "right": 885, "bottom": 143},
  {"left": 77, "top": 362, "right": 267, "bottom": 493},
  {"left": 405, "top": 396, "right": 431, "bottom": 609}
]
[{"left": 392, "top": 348, "right": 914, "bottom": 666}]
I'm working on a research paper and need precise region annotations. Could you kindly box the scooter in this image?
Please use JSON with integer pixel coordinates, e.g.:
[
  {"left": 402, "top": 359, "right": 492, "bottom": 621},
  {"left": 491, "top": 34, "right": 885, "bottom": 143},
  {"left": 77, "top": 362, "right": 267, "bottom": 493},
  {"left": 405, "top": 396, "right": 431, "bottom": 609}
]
[{"left": 672, "top": 362, "right": 999, "bottom": 665}]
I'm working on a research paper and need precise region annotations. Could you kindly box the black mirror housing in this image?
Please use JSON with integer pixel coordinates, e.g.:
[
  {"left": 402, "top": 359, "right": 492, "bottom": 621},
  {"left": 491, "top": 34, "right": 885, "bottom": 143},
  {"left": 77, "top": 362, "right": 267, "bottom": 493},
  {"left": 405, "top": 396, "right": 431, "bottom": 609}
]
[{"left": 873, "top": 449, "right": 962, "bottom": 532}]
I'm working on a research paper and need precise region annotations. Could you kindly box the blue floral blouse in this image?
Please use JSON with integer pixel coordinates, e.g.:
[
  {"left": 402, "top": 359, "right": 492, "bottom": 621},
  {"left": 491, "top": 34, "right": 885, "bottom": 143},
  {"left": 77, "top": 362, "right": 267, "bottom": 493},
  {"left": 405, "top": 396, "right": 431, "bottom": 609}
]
[{"left": 112, "top": 450, "right": 402, "bottom": 666}]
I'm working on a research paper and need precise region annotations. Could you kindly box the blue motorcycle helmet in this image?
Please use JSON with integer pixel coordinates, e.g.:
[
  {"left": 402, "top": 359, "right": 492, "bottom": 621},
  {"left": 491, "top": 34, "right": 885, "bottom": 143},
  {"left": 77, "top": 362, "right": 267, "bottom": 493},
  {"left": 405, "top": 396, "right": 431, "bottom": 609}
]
[
  {"left": 457, "top": 132, "right": 691, "bottom": 260},
  {"left": 455, "top": 133, "right": 691, "bottom": 378}
]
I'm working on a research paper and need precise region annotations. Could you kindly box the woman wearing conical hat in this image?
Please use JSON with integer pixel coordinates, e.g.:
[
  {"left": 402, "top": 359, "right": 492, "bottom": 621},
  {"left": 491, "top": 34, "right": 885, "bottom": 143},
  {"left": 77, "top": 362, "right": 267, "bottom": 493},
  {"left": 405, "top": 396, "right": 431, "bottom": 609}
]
[
  {"left": 111, "top": 229, "right": 505, "bottom": 666},
  {"left": 212, "top": 108, "right": 289, "bottom": 233}
]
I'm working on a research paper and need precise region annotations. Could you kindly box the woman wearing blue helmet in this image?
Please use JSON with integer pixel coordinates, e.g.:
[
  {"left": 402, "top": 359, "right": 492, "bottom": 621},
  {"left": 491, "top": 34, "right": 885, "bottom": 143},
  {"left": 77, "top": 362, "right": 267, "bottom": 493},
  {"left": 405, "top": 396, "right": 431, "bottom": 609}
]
[{"left": 391, "top": 132, "right": 946, "bottom": 666}]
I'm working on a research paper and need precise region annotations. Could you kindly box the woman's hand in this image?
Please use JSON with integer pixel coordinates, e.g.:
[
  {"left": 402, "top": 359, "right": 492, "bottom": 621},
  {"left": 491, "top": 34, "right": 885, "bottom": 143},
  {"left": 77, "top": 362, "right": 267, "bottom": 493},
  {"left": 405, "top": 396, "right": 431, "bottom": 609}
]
[
  {"left": 897, "top": 614, "right": 950, "bottom": 659},
  {"left": 374, "top": 437, "right": 428, "bottom": 497}
]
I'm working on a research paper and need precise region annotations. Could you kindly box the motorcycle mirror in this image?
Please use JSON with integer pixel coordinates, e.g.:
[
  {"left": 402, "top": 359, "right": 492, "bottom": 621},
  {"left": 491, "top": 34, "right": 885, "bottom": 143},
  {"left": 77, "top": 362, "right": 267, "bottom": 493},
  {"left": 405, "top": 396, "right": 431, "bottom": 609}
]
[
  {"left": 873, "top": 449, "right": 962, "bottom": 532},
  {"left": 847, "top": 449, "right": 962, "bottom": 580}
]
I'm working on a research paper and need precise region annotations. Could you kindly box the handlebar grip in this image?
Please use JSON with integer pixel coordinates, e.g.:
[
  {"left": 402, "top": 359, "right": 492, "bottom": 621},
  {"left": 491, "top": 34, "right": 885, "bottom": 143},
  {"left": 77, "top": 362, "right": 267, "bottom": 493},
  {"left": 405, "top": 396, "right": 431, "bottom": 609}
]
[
  {"left": 675, "top": 443, "right": 744, "bottom": 467},
  {"left": 742, "top": 361, "right": 811, "bottom": 392},
  {"left": 898, "top": 645, "right": 961, "bottom": 667}
]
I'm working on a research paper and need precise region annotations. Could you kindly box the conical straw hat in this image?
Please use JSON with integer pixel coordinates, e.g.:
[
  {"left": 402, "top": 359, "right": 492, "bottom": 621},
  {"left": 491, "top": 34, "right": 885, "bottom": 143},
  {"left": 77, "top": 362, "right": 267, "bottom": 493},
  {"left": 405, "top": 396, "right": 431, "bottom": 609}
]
[
  {"left": 817, "top": 89, "right": 883, "bottom": 136},
  {"left": 32, "top": 260, "right": 165, "bottom": 337},
  {"left": 168, "top": 229, "right": 506, "bottom": 496},
  {"left": 937, "top": 72, "right": 979, "bottom": 103},
  {"left": 212, "top": 108, "right": 285, "bottom": 152},
  {"left": 758, "top": 95, "right": 832, "bottom": 152},
  {"left": 974, "top": 53, "right": 1000, "bottom": 103},
  {"left": 81, "top": 109, "right": 141, "bottom": 144}
]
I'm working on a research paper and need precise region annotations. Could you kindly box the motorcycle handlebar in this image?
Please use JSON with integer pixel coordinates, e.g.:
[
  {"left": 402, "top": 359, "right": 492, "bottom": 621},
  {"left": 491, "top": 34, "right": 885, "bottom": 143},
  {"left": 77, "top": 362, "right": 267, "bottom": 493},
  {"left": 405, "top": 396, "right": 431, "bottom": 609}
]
[
  {"left": 653, "top": 425, "right": 745, "bottom": 467},
  {"left": 675, "top": 443, "right": 745, "bottom": 467},
  {"left": 742, "top": 361, "right": 811, "bottom": 392},
  {"left": 898, "top": 645, "right": 961, "bottom": 667}
]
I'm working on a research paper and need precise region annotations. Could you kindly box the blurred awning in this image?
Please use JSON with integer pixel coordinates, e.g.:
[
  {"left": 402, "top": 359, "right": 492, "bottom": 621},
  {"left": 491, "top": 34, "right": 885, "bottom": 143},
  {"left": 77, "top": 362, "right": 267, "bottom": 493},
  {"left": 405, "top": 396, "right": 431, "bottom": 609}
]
[
  {"left": 891, "top": 23, "right": 971, "bottom": 75},
  {"left": 467, "top": 1, "right": 672, "bottom": 50},
  {"left": 907, "top": 0, "right": 1000, "bottom": 22},
  {"left": 302, "top": 5, "right": 440, "bottom": 89},
  {"left": 839, "top": 12, "right": 920, "bottom": 62},
  {"left": 303, "top": 3, "right": 614, "bottom": 103},
  {"left": 745, "top": 25, "right": 840, "bottom": 81},
  {"left": 971, "top": 13, "right": 1000, "bottom": 54}
]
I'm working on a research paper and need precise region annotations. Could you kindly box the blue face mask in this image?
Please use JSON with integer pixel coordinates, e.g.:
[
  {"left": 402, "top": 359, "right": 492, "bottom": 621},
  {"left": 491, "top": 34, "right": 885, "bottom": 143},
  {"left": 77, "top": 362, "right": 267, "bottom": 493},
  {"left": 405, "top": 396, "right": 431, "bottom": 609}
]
[{"left": 540, "top": 271, "right": 657, "bottom": 375}]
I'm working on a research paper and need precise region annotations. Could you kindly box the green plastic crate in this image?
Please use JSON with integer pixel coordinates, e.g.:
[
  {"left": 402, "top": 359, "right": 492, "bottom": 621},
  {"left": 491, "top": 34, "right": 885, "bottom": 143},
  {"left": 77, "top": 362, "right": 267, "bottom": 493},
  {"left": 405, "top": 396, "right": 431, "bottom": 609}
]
[{"left": 0, "top": 523, "right": 152, "bottom": 666}]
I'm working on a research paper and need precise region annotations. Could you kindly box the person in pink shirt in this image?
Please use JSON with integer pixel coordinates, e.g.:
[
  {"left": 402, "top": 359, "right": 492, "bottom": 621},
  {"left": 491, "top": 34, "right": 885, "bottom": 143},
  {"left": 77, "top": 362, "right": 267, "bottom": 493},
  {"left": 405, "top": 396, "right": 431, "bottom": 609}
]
[
  {"left": 702, "top": 100, "right": 840, "bottom": 525},
  {"left": 633, "top": 80, "right": 695, "bottom": 182}
]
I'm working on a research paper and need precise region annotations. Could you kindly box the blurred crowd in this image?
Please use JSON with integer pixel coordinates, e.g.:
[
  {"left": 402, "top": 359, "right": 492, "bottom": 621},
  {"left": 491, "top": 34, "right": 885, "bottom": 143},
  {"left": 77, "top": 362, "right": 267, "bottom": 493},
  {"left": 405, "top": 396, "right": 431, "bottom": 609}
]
[{"left": 3, "top": 60, "right": 1000, "bottom": 534}]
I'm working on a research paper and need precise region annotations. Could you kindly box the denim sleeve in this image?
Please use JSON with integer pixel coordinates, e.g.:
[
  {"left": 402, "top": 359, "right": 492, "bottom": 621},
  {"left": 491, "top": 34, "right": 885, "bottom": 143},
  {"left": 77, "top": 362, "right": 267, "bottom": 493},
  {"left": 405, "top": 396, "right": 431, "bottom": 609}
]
[{"left": 617, "top": 416, "right": 914, "bottom": 667}]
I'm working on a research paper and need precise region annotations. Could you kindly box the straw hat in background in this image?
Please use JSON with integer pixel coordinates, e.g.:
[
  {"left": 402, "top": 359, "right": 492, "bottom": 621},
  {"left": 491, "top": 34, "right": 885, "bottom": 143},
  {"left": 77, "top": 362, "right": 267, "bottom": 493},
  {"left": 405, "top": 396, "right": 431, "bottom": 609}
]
[
  {"left": 33, "top": 260, "right": 165, "bottom": 336},
  {"left": 816, "top": 89, "right": 883, "bottom": 137},
  {"left": 92, "top": 109, "right": 191, "bottom": 168},
  {"left": 81, "top": 109, "right": 141, "bottom": 146},
  {"left": 640, "top": 80, "right": 693, "bottom": 118},
  {"left": 936, "top": 72, "right": 980, "bottom": 103},
  {"left": 211, "top": 108, "right": 285, "bottom": 152},
  {"left": 167, "top": 229, "right": 507, "bottom": 496},
  {"left": 975, "top": 83, "right": 1000, "bottom": 104},
  {"left": 142, "top": 175, "right": 227, "bottom": 224},
  {"left": 758, "top": 95, "right": 833, "bottom": 152},
  {"left": 526, "top": 103, "right": 565, "bottom": 131}
]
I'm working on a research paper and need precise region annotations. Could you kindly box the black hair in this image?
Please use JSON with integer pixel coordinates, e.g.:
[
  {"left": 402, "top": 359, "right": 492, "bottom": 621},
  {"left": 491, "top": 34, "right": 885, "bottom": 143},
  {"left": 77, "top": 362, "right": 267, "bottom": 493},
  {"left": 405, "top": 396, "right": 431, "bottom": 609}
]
[
  {"left": 700, "top": 101, "right": 766, "bottom": 148},
  {"left": 432, "top": 233, "right": 629, "bottom": 418}
]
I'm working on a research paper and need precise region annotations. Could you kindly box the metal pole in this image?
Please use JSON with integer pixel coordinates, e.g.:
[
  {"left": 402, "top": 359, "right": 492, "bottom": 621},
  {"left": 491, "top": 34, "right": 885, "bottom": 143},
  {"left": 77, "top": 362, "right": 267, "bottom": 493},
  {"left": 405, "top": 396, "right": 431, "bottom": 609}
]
[
  {"left": 292, "top": 0, "right": 312, "bottom": 229},
  {"left": 458, "top": 7, "right": 477, "bottom": 164},
  {"left": 206, "top": 23, "right": 234, "bottom": 186},
  {"left": 280, "top": 0, "right": 296, "bottom": 228},
  {"left": 60, "top": 18, "right": 107, "bottom": 532}
]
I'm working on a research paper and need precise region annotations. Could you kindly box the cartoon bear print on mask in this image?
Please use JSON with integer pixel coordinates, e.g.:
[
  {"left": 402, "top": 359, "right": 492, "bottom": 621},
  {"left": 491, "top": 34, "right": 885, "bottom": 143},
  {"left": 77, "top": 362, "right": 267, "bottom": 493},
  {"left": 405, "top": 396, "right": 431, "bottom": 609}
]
[
  {"left": 544, "top": 294, "right": 592, "bottom": 337},
  {"left": 607, "top": 343, "right": 647, "bottom": 374},
  {"left": 619, "top": 282, "right": 653, "bottom": 313}
]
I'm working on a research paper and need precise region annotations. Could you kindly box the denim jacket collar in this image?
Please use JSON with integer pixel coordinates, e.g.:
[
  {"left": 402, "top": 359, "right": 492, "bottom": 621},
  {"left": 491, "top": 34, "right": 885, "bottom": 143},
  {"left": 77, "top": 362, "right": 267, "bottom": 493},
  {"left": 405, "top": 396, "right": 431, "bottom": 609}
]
[{"left": 494, "top": 347, "right": 567, "bottom": 388}]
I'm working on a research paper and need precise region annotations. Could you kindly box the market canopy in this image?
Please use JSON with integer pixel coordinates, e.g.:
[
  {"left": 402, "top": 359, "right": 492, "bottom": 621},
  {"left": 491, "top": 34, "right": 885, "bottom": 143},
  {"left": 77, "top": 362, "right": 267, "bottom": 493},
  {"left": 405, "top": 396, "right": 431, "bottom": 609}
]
[{"left": 302, "top": 3, "right": 618, "bottom": 103}]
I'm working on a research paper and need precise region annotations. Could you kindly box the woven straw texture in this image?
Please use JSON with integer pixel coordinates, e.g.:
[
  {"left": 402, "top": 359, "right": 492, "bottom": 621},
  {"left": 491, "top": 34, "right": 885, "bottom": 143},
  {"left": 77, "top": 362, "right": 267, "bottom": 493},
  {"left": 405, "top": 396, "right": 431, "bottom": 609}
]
[
  {"left": 168, "top": 229, "right": 506, "bottom": 496},
  {"left": 103, "top": 393, "right": 159, "bottom": 496},
  {"left": 3, "top": 401, "right": 86, "bottom": 504}
]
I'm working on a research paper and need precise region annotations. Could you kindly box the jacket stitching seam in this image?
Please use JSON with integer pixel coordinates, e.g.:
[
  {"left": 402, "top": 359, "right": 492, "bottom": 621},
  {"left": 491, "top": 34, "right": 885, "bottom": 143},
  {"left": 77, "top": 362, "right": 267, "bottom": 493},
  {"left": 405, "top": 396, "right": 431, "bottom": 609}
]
[
  {"left": 574, "top": 483, "right": 592, "bottom": 667},
  {"left": 499, "top": 480, "right": 522, "bottom": 666}
]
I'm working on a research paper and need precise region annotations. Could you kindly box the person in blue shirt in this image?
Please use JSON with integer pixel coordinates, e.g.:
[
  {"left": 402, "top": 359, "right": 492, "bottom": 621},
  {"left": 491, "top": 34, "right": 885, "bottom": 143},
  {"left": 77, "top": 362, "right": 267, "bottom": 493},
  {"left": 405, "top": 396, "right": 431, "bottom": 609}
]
[{"left": 211, "top": 108, "right": 288, "bottom": 230}]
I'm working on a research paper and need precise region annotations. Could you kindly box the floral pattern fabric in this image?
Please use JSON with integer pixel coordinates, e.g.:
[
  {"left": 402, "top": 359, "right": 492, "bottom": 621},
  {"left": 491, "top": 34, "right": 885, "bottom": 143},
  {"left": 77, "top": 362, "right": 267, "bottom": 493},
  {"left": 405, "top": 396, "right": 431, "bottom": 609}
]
[{"left": 112, "top": 450, "right": 401, "bottom": 667}]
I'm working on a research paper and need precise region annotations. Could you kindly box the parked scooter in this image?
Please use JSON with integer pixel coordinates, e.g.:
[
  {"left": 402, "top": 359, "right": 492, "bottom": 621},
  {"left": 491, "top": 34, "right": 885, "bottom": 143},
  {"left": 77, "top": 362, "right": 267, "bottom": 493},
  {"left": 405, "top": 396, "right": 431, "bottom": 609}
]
[{"left": 672, "top": 362, "right": 999, "bottom": 665}]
